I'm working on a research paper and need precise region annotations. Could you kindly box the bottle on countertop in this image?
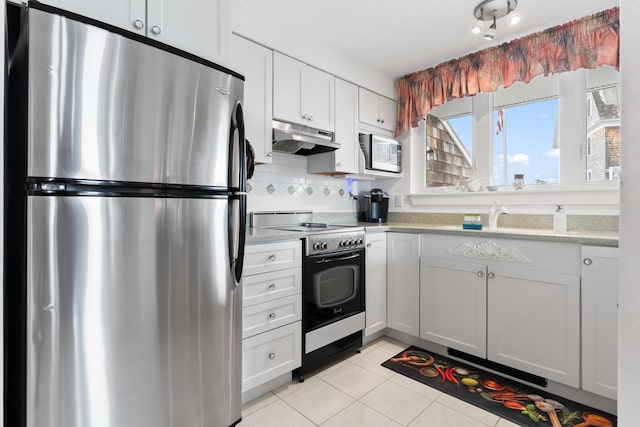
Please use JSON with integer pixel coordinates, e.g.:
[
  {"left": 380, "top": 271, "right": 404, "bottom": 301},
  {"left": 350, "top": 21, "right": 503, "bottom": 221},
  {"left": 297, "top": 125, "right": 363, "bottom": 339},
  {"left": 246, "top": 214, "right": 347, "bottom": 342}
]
[{"left": 553, "top": 204, "right": 567, "bottom": 234}]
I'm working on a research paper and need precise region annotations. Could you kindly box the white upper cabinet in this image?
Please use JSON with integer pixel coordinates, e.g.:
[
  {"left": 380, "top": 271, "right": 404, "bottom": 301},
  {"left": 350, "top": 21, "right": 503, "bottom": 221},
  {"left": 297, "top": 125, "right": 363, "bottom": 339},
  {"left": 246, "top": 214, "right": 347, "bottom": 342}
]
[
  {"left": 39, "top": 0, "right": 231, "bottom": 65},
  {"left": 358, "top": 87, "right": 396, "bottom": 133},
  {"left": 307, "top": 78, "right": 359, "bottom": 174},
  {"left": 231, "top": 35, "right": 273, "bottom": 164},
  {"left": 273, "top": 52, "right": 334, "bottom": 132}
]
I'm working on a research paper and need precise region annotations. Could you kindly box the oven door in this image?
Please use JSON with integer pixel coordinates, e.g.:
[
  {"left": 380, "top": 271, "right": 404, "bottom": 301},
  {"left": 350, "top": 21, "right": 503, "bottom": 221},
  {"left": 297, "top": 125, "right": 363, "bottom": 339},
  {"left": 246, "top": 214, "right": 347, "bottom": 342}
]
[{"left": 303, "top": 248, "right": 365, "bottom": 332}]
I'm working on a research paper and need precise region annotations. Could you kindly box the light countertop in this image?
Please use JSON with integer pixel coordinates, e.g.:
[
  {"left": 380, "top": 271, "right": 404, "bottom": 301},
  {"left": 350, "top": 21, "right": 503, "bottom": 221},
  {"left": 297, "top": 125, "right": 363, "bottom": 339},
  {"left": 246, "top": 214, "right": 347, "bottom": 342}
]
[{"left": 245, "top": 222, "right": 618, "bottom": 247}]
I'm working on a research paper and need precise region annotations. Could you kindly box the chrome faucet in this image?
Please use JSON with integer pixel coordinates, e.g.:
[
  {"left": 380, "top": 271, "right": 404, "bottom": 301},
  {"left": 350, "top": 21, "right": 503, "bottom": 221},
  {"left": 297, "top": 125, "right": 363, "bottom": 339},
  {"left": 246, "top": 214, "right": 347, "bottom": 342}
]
[{"left": 488, "top": 203, "right": 508, "bottom": 231}]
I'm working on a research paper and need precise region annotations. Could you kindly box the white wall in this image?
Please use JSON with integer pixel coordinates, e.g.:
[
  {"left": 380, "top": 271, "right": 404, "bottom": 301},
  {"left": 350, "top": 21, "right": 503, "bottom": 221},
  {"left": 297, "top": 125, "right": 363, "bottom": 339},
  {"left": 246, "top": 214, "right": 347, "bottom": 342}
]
[{"left": 618, "top": 1, "right": 640, "bottom": 425}]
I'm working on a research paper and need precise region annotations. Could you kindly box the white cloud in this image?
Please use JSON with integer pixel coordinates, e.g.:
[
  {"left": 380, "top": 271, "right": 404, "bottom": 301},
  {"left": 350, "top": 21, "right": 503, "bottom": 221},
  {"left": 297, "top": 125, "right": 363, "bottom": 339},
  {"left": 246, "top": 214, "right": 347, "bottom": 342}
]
[
  {"left": 508, "top": 153, "right": 530, "bottom": 165},
  {"left": 544, "top": 149, "right": 560, "bottom": 158}
]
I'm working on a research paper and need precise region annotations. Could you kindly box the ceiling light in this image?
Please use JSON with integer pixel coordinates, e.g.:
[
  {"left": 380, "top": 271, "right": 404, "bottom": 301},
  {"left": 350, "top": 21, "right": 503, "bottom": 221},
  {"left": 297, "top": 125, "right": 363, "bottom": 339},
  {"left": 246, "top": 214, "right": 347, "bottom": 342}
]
[
  {"left": 471, "top": 19, "right": 484, "bottom": 34},
  {"left": 484, "top": 17, "right": 497, "bottom": 40},
  {"left": 472, "top": 0, "right": 518, "bottom": 40}
]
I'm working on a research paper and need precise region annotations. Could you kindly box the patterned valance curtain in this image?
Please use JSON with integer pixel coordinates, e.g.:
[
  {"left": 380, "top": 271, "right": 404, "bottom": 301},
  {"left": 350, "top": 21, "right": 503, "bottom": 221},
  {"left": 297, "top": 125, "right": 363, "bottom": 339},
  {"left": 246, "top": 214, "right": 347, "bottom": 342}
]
[{"left": 395, "top": 7, "right": 619, "bottom": 137}]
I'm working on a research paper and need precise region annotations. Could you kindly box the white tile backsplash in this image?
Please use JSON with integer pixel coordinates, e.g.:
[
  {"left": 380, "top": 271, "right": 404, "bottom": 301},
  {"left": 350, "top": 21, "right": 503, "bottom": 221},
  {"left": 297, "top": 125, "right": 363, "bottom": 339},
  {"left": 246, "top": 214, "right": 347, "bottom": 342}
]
[{"left": 247, "top": 152, "right": 363, "bottom": 214}]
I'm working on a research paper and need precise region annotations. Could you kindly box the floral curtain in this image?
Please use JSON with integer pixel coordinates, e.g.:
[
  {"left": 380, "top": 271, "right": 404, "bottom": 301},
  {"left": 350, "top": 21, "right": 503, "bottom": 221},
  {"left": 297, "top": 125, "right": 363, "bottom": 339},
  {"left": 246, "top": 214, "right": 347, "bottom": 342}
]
[{"left": 395, "top": 7, "right": 619, "bottom": 137}]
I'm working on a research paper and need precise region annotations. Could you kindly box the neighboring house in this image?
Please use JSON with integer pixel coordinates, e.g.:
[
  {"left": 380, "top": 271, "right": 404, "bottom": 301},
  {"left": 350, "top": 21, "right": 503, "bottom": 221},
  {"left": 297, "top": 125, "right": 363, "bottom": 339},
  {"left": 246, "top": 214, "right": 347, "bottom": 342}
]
[
  {"left": 425, "top": 114, "right": 473, "bottom": 187},
  {"left": 586, "top": 87, "right": 621, "bottom": 181}
]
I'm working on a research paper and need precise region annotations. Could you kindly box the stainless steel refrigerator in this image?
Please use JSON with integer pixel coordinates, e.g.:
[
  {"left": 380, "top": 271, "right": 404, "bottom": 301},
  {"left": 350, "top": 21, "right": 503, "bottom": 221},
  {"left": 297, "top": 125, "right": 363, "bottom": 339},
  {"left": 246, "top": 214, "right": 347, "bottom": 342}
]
[{"left": 5, "top": 3, "right": 246, "bottom": 427}]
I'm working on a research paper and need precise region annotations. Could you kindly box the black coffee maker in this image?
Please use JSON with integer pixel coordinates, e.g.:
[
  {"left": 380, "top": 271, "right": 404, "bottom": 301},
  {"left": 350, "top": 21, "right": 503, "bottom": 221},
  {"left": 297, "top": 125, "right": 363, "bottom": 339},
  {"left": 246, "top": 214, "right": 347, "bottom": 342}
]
[{"left": 359, "top": 188, "right": 390, "bottom": 223}]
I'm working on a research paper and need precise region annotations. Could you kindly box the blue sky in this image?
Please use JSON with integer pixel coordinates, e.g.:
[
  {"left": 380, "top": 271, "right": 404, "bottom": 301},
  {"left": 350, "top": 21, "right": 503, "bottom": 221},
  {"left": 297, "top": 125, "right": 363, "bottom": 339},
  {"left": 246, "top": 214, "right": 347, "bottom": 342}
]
[{"left": 447, "top": 98, "right": 559, "bottom": 186}]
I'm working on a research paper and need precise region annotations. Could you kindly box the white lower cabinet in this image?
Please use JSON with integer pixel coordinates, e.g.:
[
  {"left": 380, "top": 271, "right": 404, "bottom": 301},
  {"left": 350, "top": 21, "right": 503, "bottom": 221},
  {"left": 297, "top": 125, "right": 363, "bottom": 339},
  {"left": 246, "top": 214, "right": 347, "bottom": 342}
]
[
  {"left": 241, "top": 240, "right": 302, "bottom": 393},
  {"left": 365, "top": 232, "right": 387, "bottom": 336},
  {"left": 419, "top": 234, "right": 581, "bottom": 387},
  {"left": 386, "top": 233, "right": 420, "bottom": 336},
  {"left": 581, "top": 246, "right": 619, "bottom": 400},
  {"left": 420, "top": 258, "right": 487, "bottom": 357},
  {"left": 242, "top": 322, "right": 302, "bottom": 391}
]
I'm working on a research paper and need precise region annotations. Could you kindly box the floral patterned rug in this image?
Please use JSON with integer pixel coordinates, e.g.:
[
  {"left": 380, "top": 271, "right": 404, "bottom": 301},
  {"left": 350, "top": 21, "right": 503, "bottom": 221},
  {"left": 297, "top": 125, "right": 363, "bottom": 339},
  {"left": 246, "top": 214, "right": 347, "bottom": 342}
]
[{"left": 382, "top": 346, "right": 616, "bottom": 427}]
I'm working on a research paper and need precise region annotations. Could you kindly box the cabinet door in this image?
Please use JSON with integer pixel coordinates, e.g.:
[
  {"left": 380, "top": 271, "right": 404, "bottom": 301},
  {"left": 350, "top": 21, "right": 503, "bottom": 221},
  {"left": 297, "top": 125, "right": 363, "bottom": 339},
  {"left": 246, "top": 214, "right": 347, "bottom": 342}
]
[
  {"left": 231, "top": 36, "right": 273, "bottom": 163},
  {"left": 378, "top": 96, "right": 396, "bottom": 132},
  {"left": 365, "top": 233, "right": 387, "bottom": 336},
  {"left": 358, "top": 87, "right": 381, "bottom": 128},
  {"left": 302, "top": 66, "right": 334, "bottom": 132},
  {"left": 487, "top": 266, "right": 580, "bottom": 387},
  {"left": 333, "top": 79, "right": 359, "bottom": 173},
  {"left": 386, "top": 233, "right": 420, "bottom": 336},
  {"left": 39, "top": 0, "right": 146, "bottom": 36},
  {"left": 420, "top": 258, "right": 487, "bottom": 358},
  {"left": 147, "top": 0, "right": 230, "bottom": 65},
  {"left": 273, "top": 53, "right": 304, "bottom": 126},
  {"left": 582, "top": 246, "right": 618, "bottom": 400}
]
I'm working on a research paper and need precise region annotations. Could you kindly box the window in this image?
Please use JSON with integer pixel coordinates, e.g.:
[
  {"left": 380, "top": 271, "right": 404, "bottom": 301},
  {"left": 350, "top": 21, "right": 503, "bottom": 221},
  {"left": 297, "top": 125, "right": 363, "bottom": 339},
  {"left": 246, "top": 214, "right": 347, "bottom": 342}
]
[
  {"left": 427, "top": 98, "right": 473, "bottom": 187},
  {"left": 493, "top": 98, "right": 559, "bottom": 186},
  {"left": 586, "top": 66, "right": 620, "bottom": 183},
  {"left": 411, "top": 67, "right": 621, "bottom": 207},
  {"left": 492, "top": 75, "right": 560, "bottom": 186}
]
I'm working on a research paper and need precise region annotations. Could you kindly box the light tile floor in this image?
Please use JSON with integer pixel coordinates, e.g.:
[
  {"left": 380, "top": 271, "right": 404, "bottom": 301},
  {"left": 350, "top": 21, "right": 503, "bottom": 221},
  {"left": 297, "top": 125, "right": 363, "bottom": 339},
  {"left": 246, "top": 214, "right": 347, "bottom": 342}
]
[{"left": 239, "top": 337, "right": 524, "bottom": 427}]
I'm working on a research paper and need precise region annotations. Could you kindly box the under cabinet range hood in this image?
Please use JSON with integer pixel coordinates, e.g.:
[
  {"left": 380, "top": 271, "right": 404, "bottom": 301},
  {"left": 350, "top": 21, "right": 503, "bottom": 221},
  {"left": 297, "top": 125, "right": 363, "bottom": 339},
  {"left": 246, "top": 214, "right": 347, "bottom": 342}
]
[{"left": 272, "top": 119, "right": 338, "bottom": 155}]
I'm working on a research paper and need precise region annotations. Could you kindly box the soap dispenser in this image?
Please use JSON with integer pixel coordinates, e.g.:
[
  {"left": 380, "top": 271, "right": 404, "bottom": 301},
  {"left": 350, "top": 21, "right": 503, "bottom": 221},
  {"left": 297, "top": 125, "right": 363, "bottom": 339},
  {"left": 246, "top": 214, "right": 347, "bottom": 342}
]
[{"left": 553, "top": 205, "right": 567, "bottom": 234}]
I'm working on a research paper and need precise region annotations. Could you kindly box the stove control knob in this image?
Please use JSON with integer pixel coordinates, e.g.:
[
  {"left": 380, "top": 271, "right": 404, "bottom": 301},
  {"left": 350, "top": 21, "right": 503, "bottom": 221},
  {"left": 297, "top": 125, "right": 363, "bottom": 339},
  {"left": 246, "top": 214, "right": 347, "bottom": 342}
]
[
  {"left": 348, "top": 239, "right": 354, "bottom": 246},
  {"left": 358, "top": 238, "right": 364, "bottom": 245},
  {"left": 321, "top": 242, "right": 328, "bottom": 249},
  {"left": 313, "top": 242, "right": 321, "bottom": 250},
  {"left": 339, "top": 240, "right": 346, "bottom": 247}
]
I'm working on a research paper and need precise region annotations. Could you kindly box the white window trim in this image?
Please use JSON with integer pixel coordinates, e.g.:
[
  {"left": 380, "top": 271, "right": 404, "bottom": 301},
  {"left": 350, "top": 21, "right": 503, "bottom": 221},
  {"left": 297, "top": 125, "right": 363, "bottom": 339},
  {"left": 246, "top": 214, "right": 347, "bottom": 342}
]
[{"left": 408, "top": 70, "right": 620, "bottom": 214}]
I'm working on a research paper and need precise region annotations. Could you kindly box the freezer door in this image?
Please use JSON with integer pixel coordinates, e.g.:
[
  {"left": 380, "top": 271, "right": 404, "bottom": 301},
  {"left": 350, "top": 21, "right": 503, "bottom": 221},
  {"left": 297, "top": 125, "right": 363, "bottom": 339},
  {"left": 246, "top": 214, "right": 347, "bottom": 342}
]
[
  {"left": 26, "top": 196, "right": 242, "bottom": 427},
  {"left": 26, "top": 8, "right": 244, "bottom": 188}
]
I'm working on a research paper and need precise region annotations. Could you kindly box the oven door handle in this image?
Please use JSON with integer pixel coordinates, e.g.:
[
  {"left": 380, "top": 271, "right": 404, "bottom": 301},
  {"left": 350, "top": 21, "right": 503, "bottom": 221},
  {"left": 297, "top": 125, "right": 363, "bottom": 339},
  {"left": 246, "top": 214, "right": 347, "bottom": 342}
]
[{"left": 315, "top": 253, "right": 361, "bottom": 264}]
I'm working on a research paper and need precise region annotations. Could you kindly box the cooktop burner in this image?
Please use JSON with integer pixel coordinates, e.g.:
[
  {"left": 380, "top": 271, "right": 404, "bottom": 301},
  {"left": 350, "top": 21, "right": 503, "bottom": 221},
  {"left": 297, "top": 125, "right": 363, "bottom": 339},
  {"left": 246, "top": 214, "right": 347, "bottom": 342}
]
[{"left": 250, "top": 211, "right": 365, "bottom": 255}]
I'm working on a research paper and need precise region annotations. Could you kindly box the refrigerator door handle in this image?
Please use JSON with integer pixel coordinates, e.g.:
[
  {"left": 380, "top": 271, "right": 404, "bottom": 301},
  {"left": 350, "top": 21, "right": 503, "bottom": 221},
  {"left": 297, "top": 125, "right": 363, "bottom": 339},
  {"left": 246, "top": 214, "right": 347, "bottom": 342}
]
[{"left": 229, "top": 102, "right": 246, "bottom": 284}]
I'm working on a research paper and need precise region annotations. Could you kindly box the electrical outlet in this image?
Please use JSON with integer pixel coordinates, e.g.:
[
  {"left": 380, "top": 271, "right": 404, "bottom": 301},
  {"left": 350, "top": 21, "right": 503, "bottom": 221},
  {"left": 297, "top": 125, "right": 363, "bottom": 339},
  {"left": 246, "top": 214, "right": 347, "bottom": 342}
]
[{"left": 395, "top": 195, "right": 404, "bottom": 207}]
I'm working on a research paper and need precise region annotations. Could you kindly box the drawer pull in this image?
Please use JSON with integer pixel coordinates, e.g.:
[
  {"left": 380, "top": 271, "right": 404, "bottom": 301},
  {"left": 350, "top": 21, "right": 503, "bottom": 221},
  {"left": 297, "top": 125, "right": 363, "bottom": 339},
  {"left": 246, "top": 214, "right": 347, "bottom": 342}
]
[
  {"left": 268, "top": 254, "right": 276, "bottom": 262},
  {"left": 268, "top": 283, "right": 276, "bottom": 291},
  {"left": 268, "top": 352, "right": 276, "bottom": 360},
  {"left": 268, "top": 312, "right": 276, "bottom": 320}
]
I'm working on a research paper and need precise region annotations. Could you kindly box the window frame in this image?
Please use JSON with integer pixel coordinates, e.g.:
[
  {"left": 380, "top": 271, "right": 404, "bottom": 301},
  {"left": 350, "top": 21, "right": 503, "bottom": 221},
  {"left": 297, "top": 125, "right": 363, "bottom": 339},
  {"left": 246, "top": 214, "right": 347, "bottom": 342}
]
[{"left": 407, "top": 69, "right": 620, "bottom": 215}]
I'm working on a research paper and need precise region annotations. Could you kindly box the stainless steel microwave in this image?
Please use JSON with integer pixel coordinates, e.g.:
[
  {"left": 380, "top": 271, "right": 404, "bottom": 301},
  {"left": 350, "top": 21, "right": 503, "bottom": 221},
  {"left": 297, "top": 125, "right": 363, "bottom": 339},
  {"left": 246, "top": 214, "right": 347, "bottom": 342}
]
[{"left": 359, "top": 134, "right": 402, "bottom": 173}]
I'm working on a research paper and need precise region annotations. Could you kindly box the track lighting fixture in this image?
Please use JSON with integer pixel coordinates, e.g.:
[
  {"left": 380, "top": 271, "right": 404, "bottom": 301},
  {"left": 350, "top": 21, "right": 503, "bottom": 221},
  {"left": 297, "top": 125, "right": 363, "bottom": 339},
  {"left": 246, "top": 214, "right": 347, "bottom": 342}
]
[{"left": 471, "top": 0, "right": 519, "bottom": 40}]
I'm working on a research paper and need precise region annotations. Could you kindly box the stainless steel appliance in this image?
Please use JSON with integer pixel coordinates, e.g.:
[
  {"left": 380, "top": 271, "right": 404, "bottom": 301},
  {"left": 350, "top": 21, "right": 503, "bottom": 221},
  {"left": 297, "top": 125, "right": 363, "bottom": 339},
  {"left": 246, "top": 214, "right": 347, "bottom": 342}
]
[
  {"left": 250, "top": 212, "right": 365, "bottom": 381},
  {"left": 272, "top": 119, "right": 338, "bottom": 155},
  {"left": 359, "top": 188, "right": 390, "bottom": 223},
  {"left": 359, "top": 133, "right": 402, "bottom": 173},
  {"left": 4, "top": 4, "right": 246, "bottom": 427}
]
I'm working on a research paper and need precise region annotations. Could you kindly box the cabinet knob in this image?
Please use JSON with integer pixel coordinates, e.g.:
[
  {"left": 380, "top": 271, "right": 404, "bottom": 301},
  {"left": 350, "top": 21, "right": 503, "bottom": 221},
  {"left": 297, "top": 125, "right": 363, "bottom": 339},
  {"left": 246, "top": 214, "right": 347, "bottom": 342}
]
[
  {"left": 267, "top": 152, "right": 273, "bottom": 157},
  {"left": 151, "top": 26, "right": 161, "bottom": 35},
  {"left": 133, "top": 19, "right": 144, "bottom": 29},
  {"left": 301, "top": 114, "right": 308, "bottom": 120},
  {"left": 268, "top": 312, "right": 276, "bottom": 320},
  {"left": 336, "top": 162, "right": 342, "bottom": 167},
  {"left": 268, "top": 254, "right": 276, "bottom": 262},
  {"left": 308, "top": 115, "right": 313, "bottom": 121},
  {"left": 583, "top": 258, "right": 593, "bottom": 265},
  {"left": 268, "top": 283, "right": 276, "bottom": 291},
  {"left": 488, "top": 272, "right": 495, "bottom": 279},
  {"left": 380, "top": 119, "right": 385, "bottom": 124},
  {"left": 477, "top": 271, "right": 484, "bottom": 278},
  {"left": 367, "top": 243, "right": 372, "bottom": 248},
  {"left": 268, "top": 352, "right": 276, "bottom": 360}
]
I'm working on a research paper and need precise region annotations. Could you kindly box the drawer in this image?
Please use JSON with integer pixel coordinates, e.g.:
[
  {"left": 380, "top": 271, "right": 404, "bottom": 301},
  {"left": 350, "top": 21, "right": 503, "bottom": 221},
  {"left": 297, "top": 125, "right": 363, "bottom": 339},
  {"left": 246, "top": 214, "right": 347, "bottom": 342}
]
[
  {"left": 244, "top": 240, "right": 302, "bottom": 276},
  {"left": 242, "top": 295, "right": 302, "bottom": 339},
  {"left": 242, "top": 267, "right": 301, "bottom": 307},
  {"left": 242, "top": 321, "right": 302, "bottom": 392}
]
